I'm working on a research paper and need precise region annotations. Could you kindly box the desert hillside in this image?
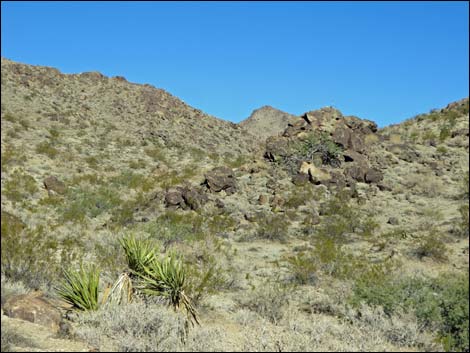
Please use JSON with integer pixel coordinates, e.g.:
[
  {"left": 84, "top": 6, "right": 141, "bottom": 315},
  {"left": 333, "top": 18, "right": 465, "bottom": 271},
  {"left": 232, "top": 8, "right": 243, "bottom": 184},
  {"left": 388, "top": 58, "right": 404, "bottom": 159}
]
[{"left": 1, "top": 58, "right": 469, "bottom": 352}]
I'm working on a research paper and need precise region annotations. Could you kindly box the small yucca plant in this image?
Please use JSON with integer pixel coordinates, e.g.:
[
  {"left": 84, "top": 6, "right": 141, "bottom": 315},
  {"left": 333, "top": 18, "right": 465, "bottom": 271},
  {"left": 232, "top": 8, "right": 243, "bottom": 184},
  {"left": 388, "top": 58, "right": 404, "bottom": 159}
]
[
  {"left": 136, "top": 252, "right": 199, "bottom": 325},
  {"left": 119, "top": 233, "right": 158, "bottom": 274},
  {"left": 56, "top": 263, "right": 100, "bottom": 311}
]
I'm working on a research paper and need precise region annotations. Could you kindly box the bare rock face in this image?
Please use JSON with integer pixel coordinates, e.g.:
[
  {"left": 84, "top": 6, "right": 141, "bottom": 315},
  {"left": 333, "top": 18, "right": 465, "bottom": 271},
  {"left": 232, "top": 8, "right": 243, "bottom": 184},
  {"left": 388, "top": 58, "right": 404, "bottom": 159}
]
[
  {"left": 182, "top": 187, "right": 208, "bottom": 210},
  {"left": 239, "top": 106, "right": 298, "bottom": 140},
  {"left": 43, "top": 176, "right": 66, "bottom": 195},
  {"left": 204, "top": 166, "right": 237, "bottom": 195},
  {"left": 164, "top": 186, "right": 208, "bottom": 210},
  {"left": 3, "top": 292, "right": 64, "bottom": 333},
  {"left": 264, "top": 137, "right": 290, "bottom": 162},
  {"left": 165, "top": 188, "right": 185, "bottom": 208}
]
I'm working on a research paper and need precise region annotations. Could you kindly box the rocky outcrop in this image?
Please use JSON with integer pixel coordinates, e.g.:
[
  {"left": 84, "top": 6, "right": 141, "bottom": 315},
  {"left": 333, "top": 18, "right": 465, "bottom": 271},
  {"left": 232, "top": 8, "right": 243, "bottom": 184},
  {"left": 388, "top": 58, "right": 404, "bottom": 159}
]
[
  {"left": 204, "top": 166, "right": 237, "bottom": 195},
  {"left": 43, "top": 176, "right": 66, "bottom": 195}
]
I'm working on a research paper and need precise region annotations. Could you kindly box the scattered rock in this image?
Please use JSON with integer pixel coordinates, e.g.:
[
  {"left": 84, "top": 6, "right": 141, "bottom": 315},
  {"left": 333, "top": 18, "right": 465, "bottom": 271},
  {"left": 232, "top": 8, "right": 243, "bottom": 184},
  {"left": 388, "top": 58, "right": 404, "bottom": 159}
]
[
  {"left": 182, "top": 187, "right": 208, "bottom": 210},
  {"left": 164, "top": 188, "right": 185, "bottom": 208},
  {"left": 258, "top": 194, "right": 269, "bottom": 205},
  {"left": 365, "top": 168, "right": 384, "bottom": 184},
  {"left": 387, "top": 217, "right": 399, "bottom": 225},
  {"left": 299, "top": 162, "right": 331, "bottom": 184},
  {"left": 292, "top": 172, "right": 310, "bottom": 186},
  {"left": 43, "top": 176, "right": 66, "bottom": 195}
]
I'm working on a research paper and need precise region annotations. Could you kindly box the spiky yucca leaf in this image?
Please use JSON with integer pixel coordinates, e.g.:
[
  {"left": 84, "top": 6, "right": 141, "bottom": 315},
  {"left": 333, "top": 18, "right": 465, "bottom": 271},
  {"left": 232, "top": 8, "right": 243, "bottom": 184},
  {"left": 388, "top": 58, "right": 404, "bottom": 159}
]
[
  {"left": 136, "top": 252, "right": 199, "bottom": 325},
  {"left": 119, "top": 233, "right": 158, "bottom": 274},
  {"left": 56, "top": 263, "right": 100, "bottom": 311}
]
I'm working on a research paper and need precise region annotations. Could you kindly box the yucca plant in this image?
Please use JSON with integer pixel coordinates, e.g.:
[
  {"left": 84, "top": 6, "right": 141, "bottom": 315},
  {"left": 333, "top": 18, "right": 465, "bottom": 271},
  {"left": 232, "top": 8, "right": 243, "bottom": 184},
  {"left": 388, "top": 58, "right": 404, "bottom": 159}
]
[
  {"left": 119, "top": 233, "right": 158, "bottom": 274},
  {"left": 56, "top": 263, "right": 100, "bottom": 311},
  {"left": 136, "top": 252, "right": 199, "bottom": 325}
]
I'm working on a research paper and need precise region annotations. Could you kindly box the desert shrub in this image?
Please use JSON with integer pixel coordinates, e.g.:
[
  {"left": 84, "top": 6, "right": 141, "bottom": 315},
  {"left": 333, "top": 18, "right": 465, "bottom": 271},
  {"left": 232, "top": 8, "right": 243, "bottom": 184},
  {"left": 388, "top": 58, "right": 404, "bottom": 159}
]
[
  {"left": 141, "top": 211, "right": 204, "bottom": 248},
  {"left": 351, "top": 272, "right": 469, "bottom": 352},
  {"left": 296, "top": 132, "right": 343, "bottom": 167},
  {"left": 56, "top": 263, "right": 100, "bottom": 311},
  {"left": 285, "top": 184, "right": 315, "bottom": 209},
  {"left": 286, "top": 251, "right": 318, "bottom": 285},
  {"left": 414, "top": 230, "right": 448, "bottom": 262},
  {"left": 84, "top": 155, "right": 99, "bottom": 169},
  {"left": 1, "top": 323, "right": 36, "bottom": 352},
  {"left": 144, "top": 145, "right": 167, "bottom": 163},
  {"left": 255, "top": 213, "right": 289, "bottom": 242},
  {"left": 1, "top": 276, "right": 30, "bottom": 307},
  {"left": 1, "top": 222, "right": 83, "bottom": 290},
  {"left": 3, "top": 112, "right": 17, "bottom": 123},
  {"left": 75, "top": 301, "right": 186, "bottom": 351},
  {"left": 110, "top": 170, "right": 148, "bottom": 190},
  {"left": 36, "top": 141, "right": 59, "bottom": 159},
  {"left": 240, "top": 280, "right": 291, "bottom": 324},
  {"left": 457, "top": 203, "right": 469, "bottom": 237},
  {"left": 2, "top": 169, "right": 39, "bottom": 202},
  {"left": 439, "top": 124, "right": 452, "bottom": 142},
  {"left": 1, "top": 144, "right": 26, "bottom": 172},
  {"left": 184, "top": 238, "right": 233, "bottom": 304},
  {"left": 128, "top": 159, "right": 147, "bottom": 169},
  {"left": 206, "top": 213, "right": 238, "bottom": 235},
  {"left": 60, "top": 186, "right": 121, "bottom": 223}
]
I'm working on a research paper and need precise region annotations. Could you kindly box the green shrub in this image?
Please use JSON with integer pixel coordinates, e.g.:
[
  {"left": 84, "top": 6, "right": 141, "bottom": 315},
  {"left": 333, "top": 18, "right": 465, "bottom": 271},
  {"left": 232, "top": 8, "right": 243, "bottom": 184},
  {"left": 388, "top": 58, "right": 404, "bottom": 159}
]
[
  {"left": 414, "top": 230, "right": 448, "bottom": 262},
  {"left": 1, "top": 145, "right": 26, "bottom": 172},
  {"left": 286, "top": 251, "right": 318, "bottom": 285},
  {"left": 457, "top": 203, "right": 469, "bottom": 237},
  {"left": 1, "top": 220, "right": 84, "bottom": 290},
  {"left": 256, "top": 213, "right": 289, "bottom": 242},
  {"left": 56, "top": 263, "right": 100, "bottom": 311},
  {"left": 439, "top": 124, "right": 452, "bottom": 142},
  {"left": 36, "top": 141, "right": 59, "bottom": 159},
  {"left": 296, "top": 132, "right": 343, "bottom": 167},
  {"left": 60, "top": 186, "right": 122, "bottom": 223},
  {"left": 350, "top": 272, "right": 469, "bottom": 352},
  {"left": 2, "top": 169, "right": 39, "bottom": 202},
  {"left": 3, "top": 112, "right": 17, "bottom": 123},
  {"left": 141, "top": 211, "right": 204, "bottom": 247}
]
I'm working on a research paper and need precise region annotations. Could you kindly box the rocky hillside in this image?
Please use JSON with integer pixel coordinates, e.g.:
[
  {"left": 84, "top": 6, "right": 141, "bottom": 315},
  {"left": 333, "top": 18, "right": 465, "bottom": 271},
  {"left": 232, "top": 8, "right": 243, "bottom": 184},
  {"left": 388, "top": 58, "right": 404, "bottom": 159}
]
[
  {"left": 239, "top": 105, "right": 297, "bottom": 140},
  {"left": 1, "top": 58, "right": 469, "bottom": 352}
]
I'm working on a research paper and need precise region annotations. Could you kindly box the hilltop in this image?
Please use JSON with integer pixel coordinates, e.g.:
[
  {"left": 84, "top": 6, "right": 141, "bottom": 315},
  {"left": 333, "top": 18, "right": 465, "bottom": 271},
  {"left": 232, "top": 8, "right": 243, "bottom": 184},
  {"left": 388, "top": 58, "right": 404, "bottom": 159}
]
[{"left": 1, "top": 58, "right": 469, "bottom": 352}]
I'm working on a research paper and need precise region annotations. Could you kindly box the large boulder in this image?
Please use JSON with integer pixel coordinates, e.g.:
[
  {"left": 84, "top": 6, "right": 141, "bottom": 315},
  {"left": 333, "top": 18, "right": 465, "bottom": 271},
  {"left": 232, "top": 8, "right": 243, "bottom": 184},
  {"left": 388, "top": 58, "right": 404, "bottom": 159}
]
[
  {"left": 204, "top": 167, "right": 237, "bottom": 195},
  {"left": 365, "top": 168, "right": 384, "bottom": 184},
  {"left": 299, "top": 162, "right": 332, "bottom": 184},
  {"left": 182, "top": 187, "right": 208, "bottom": 210},
  {"left": 43, "top": 176, "right": 66, "bottom": 195},
  {"left": 3, "top": 292, "right": 64, "bottom": 332},
  {"left": 332, "top": 125, "right": 366, "bottom": 152},
  {"left": 264, "top": 137, "right": 290, "bottom": 162}
]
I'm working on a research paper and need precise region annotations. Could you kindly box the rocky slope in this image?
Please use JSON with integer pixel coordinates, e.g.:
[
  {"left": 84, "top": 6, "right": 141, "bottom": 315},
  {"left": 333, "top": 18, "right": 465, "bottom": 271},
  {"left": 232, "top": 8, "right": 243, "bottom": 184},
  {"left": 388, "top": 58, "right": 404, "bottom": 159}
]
[{"left": 1, "top": 58, "right": 469, "bottom": 352}]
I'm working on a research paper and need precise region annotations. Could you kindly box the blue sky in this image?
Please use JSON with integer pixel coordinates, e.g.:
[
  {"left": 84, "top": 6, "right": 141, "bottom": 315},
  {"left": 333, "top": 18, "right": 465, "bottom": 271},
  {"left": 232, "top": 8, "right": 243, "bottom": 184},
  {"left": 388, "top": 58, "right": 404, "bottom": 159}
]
[{"left": 1, "top": 1, "right": 468, "bottom": 127}]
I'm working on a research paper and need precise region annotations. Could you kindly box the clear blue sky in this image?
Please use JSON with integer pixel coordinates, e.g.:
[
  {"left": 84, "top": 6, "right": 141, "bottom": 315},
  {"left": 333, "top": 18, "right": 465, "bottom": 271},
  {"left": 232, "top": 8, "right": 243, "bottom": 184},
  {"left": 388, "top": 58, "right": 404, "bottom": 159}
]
[{"left": 1, "top": 1, "right": 468, "bottom": 127}]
